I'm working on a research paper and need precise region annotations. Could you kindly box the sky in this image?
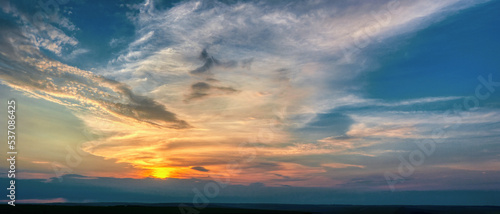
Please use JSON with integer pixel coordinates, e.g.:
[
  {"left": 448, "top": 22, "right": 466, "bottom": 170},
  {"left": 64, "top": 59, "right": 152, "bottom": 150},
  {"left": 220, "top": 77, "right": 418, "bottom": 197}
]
[{"left": 0, "top": 0, "right": 500, "bottom": 206}]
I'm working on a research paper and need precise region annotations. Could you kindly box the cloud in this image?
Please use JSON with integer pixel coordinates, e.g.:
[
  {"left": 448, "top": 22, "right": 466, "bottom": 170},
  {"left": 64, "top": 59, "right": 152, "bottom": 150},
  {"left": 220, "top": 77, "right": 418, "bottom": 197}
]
[
  {"left": 185, "top": 81, "right": 238, "bottom": 102},
  {"left": 295, "top": 112, "right": 354, "bottom": 141},
  {"left": 191, "top": 81, "right": 210, "bottom": 91},
  {"left": 3, "top": 0, "right": 80, "bottom": 56},
  {"left": 0, "top": 18, "right": 189, "bottom": 129},
  {"left": 186, "top": 82, "right": 210, "bottom": 101},
  {"left": 0, "top": 198, "right": 67, "bottom": 204},
  {"left": 84, "top": 0, "right": 495, "bottom": 182},
  {"left": 189, "top": 48, "right": 237, "bottom": 76},
  {"left": 130, "top": 30, "right": 155, "bottom": 47},
  {"left": 322, "top": 163, "right": 365, "bottom": 169},
  {"left": 64, "top": 48, "right": 89, "bottom": 59},
  {"left": 191, "top": 166, "right": 209, "bottom": 172},
  {"left": 2, "top": 0, "right": 496, "bottom": 189},
  {"left": 346, "top": 124, "right": 417, "bottom": 139}
]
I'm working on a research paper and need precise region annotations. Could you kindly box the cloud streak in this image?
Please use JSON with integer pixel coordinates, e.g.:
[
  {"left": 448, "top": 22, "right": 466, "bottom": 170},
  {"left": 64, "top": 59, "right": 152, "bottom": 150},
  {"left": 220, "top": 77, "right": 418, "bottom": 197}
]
[{"left": 0, "top": 17, "right": 189, "bottom": 129}]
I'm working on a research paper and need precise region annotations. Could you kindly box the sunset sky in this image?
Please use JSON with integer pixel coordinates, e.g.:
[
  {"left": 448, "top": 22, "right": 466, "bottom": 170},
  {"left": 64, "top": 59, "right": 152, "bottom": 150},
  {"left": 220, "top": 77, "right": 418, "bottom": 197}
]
[{"left": 1, "top": 0, "right": 500, "bottom": 205}]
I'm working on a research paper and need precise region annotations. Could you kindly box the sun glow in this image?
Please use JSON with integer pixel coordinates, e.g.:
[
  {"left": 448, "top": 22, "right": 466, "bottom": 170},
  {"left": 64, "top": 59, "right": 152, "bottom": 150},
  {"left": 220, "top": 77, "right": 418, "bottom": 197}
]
[{"left": 149, "top": 167, "right": 174, "bottom": 179}]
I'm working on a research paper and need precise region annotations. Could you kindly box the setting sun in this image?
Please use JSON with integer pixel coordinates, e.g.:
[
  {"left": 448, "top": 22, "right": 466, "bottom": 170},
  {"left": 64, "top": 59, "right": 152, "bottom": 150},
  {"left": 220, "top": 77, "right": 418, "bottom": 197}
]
[{"left": 149, "top": 167, "right": 174, "bottom": 179}]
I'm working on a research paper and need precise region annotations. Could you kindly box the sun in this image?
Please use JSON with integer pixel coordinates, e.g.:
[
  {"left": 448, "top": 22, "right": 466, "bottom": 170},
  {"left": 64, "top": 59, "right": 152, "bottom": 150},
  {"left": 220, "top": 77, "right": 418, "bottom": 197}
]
[{"left": 149, "top": 167, "right": 173, "bottom": 179}]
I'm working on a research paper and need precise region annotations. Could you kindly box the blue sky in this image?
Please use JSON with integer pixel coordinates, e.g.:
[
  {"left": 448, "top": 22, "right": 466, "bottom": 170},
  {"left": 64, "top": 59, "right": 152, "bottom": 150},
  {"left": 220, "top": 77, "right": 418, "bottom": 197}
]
[
  {"left": 0, "top": 0, "right": 499, "bottom": 205},
  {"left": 365, "top": 2, "right": 500, "bottom": 102}
]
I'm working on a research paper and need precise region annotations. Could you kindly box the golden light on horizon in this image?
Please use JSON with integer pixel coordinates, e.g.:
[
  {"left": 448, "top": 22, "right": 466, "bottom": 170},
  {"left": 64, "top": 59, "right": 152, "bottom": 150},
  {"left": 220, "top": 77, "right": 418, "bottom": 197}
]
[{"left": 148, "top": 167, "right": 175, "bottom": 179}]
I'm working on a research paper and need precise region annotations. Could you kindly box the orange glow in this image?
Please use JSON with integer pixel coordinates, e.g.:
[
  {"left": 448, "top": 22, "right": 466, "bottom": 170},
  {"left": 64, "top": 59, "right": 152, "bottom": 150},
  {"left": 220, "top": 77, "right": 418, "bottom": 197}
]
[
  {"left": 148, "top": 167, "right": 174, "bottom": 179},
  {"left": 152, "top": 168, "right": 172, "bottom": 179}
]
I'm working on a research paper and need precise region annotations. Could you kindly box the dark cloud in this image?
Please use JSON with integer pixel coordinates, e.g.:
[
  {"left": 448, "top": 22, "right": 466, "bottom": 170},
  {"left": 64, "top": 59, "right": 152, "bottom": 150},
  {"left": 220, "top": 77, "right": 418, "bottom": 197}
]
[
  {"left": 216, "top": 86, "right": 238, "bottom": 93},
  {"left": 185, "top": 49, "right": 243, "bottom": 102},
  {"left": 189, "top": 49, "right": 237, "bottom": 76},
  {"left": 191, "top": 81, "right": 211, "bottom": 91},
  {"left": 274, "top": 173, "right": 291, "bottom": 179},
  {"left": 184, "top": 81, "right": 238, "bottom": 102},
  {"left": 191, "top": 166, "right": 209, "bottom": 172},
  {"left": 185, "top": 82, "right": 211, "bottom": 101},
  {"left": 99, "top": 78, "right": 190, "bottom": 128},
  {"left": 206, "top": 77, "right": 219, "bottom": 82},
  {"left": 190, "top": 49, "right": 218, "bottom": 75},
  {"left": 242, "top": 162, "right": 281, "bottom": 171}
]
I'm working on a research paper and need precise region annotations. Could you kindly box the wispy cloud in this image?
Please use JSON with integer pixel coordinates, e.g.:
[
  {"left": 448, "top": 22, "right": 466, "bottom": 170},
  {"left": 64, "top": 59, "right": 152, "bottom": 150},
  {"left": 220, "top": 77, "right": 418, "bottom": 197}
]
[
  {"left": 1, "top": 1, "right": 80, "bottom": 56},
  {"left": 1, "top": 0, "right": 496, "bottom": 188},
  {"left": 0, "top": 18, "right": 189, "bottom": 129}
]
